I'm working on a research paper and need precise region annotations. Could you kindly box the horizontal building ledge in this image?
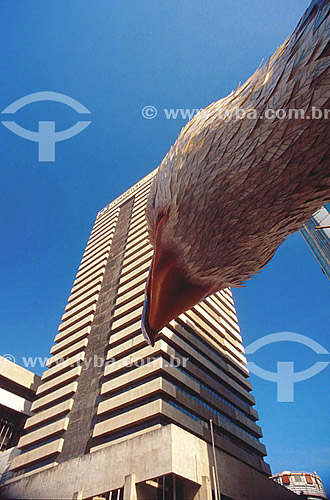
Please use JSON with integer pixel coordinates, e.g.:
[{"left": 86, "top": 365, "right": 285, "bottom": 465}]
[
  {"left": 61, "top": 295, "right": 98, "bottom": 323},
  {"left": 124, "top": 232, "right": 147, "bottom": 254},
  {"left": 126, "top": 225, "right": 147, "bottom": 246},
  {"left": 112, "top": 294, "right": 144, "bottom": 321},
  {"left": 111, "top": 306, "right": 143, "bottom": 333},
  {"left": 129, "top": 207, "right": 147, "bottom": 225},
  {"left": 97, "top": 377, "right": 165, "bottom": 416},
  {"left": 47, "top": 338, "right": 88, "bottom": 368},
  {"left": 118, "top": 262, "right": 150, "bottom": 291},
  {"left": 0, "top": 356, "right": 40, "bottom": 392},
  {"left": 58, "top": 304, "right": 96, "bottom": 333},
  {"left": 115, "top": 282, "right": 145, "bottom": 309},
  {"left": 198, "top": 300, "right": 242, "bottom": 342},
  {"left": 41, "top": 353, "right": 85, "bottom": 382},
  {"left": 80, "top": 237, "right": 111, "bottom": 262},
  {"left": 101, "top": 358, "right": 163, "bottom": 396},
  {"left": 31, "top": 382, "right": 78, "bottom": 412},
  {"left": 162, "top": 324, "right": 252, "bottom": 404},
  {"left": 128, "top": 214, "right": 147, "bottom": 234},
  {"left": 85, "top": 217, "right": 117, "bottom": 246},
  {"left": 90, "top": 210, "right": 119, "bottom": 238},
  {"left": 10, "top": 438, "right": 64, "bottom": 472},
  {"left": 180, "top": 310, "right": 248, "bottom": 376},
  {"left": 24, "top": 399, "right": 74, "bottom": 430},
  {"left": 76, "top": 253, "right": 109, "bottom": 280},
  {"left": 117, "top": 269, "right": 149, "bottom": 298},
  {"left": 191, "top": 304, "right": 245, "bottom": 358},
  {"left": 131, "top": 194, "right": 148, "bottom": 213},
  {"left": 18, "top": 417, "right": 69, "bottom": 449},
  {"left": 89, "top": 423, "right": 162, "bottom": 454},
  {"left": 121, "top": 245, "right": 152, "bottom": 271},
  {"left": 55, "top": 315, "right": 94, "bottom": 343},
  {"left": 92, "top": 204, "right": 118, "bottom": 222},
  {"left": 88, "top": 219, "right": 117, "bottom": 247},
  {"left": 83, "top": 226, "right": 115, "bottom": 256},
  {"left": 70, "top": 274, "right": 104, "bottom": 301},
  {"left": 65, "top": 284, "right": 101, "bottom": 312},
  {"left": 107, "top": 333, "right": 145, "bottom": 360},
  {"left": 205, "top": 296, "right": 240, "bottom": 334},
  {"left": 104, "top": 339, "right": 172, "bottom": 378},
  {"left": 51, "top": 326, "right": 91, "bottom": 355},
  {"left": 73, "top": 259, "right": 107, "bottom": 288},
  {"left": 121, "top": 245, "right": 152, "bottom": 278},
  {"left": 93, "top": 400, "right": 162, "bottom": 439},
  {"left": 109, "top": 321, "right": 142, "bottom": 346},
  {"left": 36, "top": 366, "right": 82, "bottom": 397},
  {"left": 123, "top": 237, "right": 152, "bottom": 262}
]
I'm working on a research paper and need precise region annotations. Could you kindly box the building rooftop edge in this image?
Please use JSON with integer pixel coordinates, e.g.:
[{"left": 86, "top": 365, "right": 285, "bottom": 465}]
[
  {"left": 96, "top": 168, "right": 158, "bottom": 219},
  {"left": 270, "top": 471, "right": 322, "bottom": 478}
]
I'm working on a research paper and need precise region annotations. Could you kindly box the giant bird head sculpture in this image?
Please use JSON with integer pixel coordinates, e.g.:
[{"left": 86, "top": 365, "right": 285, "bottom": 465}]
[{"left": 142, "top": 0, "right": 330, "bottom": 345}]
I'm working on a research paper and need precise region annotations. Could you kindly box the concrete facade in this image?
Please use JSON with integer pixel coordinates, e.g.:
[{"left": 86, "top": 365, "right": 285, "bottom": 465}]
[
  {"left": 2, "top": 425, "right": 297, "bottom": 500},
  {"left": 1, "top": 172, "right": 296, "bottom": 499}
]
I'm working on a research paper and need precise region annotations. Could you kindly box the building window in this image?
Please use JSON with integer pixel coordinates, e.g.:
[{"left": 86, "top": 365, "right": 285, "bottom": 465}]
[
  {"left": 305, "top": 474, "right": 313, "bottom": 485},
  {"left": 282, "top": 475, "right": 290, "bottom": 485}
]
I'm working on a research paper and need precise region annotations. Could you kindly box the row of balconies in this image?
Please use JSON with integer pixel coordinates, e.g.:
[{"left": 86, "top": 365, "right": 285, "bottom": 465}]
[
  {"left": 9, "top": 181, "right": 154, "bottom": 476},
  {"left": 106, "top": 328, "right": 253, "bottom": 411},
  {"left": 10, "top": 208, "right": 122, "bottom": 475},
  {"left": 94, "top": 356, "right": 266, "bottom": 467}
]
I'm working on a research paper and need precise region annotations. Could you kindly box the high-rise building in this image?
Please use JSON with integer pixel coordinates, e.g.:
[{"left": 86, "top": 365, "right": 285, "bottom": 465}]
[
  {"left": 300, "top": 205, "right": 330, "bottom": 280},
  {"left": 1, "top": 171, "right": 296, "bottom": 500},
  {"left": 0, "top": 356, "right": 40, "bottom": 485}
]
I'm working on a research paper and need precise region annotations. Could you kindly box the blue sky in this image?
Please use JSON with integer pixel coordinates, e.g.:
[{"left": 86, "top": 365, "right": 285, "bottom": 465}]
[{"left": 1, "top": 0, "right": 329, "bottom": 494}]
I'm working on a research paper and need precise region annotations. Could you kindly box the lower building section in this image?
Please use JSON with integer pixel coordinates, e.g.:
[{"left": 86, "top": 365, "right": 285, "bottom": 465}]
[
  {"left": 0, "top": 355, "right": 41, "bottom": 485},
  {"left": 1, "top": 424, "right": 297, "bottom": 500}
]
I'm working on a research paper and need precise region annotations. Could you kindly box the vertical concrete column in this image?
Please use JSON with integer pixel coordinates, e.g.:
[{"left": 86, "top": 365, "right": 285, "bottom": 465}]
[
  {"left": 58, "top": 199, "right": 134, "bottom": 461},
  {"left": 123, "top": 474, "right": 137, "bottom": 500},
  {"left": 194, "top": 475, "right": 212, "bottom": 500}
]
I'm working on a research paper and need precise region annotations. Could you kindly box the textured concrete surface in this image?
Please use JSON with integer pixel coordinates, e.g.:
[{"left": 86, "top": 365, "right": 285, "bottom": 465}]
[{"left": 2, "top": 424, "right": 297, "bottom": 500}]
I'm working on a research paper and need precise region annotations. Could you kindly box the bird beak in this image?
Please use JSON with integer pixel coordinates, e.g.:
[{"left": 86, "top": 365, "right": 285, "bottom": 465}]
[{"left": 142, "top": 212, "right": 212, "bottom": 346}]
